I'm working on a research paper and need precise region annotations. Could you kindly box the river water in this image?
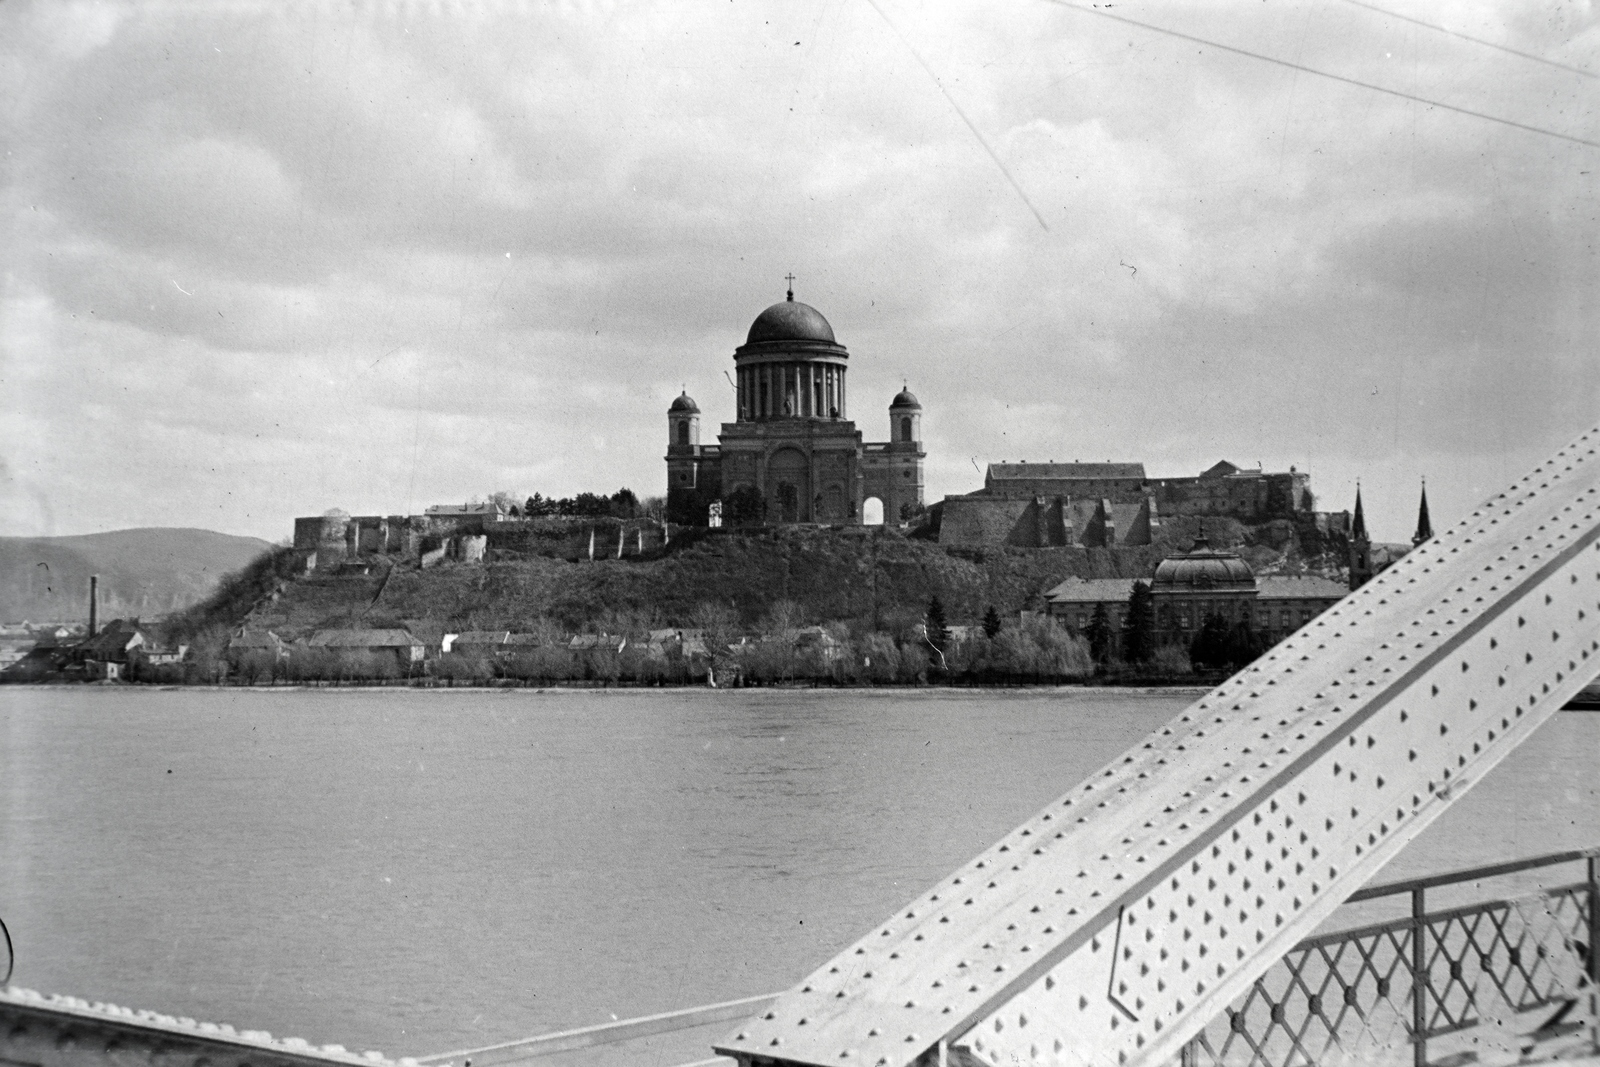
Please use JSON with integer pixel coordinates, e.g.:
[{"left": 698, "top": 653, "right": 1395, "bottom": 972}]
[{"left": 1, "top": 688, "right": 1595, "bottom": 1065}]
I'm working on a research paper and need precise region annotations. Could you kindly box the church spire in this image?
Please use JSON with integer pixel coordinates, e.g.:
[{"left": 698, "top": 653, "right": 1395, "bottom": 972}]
[
  {"left": 1413, "top": 478, "right": 1433, "bottom": 547},
  {"left": 1348, "top": 483, "right": 1373, "bottom": 591}
]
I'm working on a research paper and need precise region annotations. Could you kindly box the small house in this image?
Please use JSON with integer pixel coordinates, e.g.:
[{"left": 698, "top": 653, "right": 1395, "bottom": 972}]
[
  {"left": 307, "top": 629, "right": 426, "bottom": 669},
  {"left": 442, "top": 631, "right": 510, "bottom": 655},
  {"left": 228, "top": 631, "right": 289, "bottom": 662}
]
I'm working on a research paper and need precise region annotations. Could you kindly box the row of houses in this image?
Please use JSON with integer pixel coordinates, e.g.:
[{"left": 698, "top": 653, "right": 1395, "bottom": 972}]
[
  {"left": 227, "top": 627, "right": 714, "bottom": 670},
  {"left": 2, "top": 618, "right": 190, "bottom": 680},
  {"left": 226, "top": 626, "right": 856, "bottom": 672}
]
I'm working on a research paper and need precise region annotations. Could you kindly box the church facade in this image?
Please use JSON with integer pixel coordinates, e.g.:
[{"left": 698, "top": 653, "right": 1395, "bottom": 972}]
[{"left": 666, "top": 288, "right": 924, "bottom": 526}]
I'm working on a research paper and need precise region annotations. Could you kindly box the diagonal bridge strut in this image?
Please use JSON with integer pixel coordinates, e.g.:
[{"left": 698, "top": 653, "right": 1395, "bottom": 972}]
[{"left": 717, "top": 424, "right": 1600, "bottom": 1067}]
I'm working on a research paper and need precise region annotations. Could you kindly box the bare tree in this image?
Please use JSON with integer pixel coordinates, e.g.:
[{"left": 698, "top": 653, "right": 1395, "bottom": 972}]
[{"left": 763, "top": 599, "right": 804, "bottom": 637}]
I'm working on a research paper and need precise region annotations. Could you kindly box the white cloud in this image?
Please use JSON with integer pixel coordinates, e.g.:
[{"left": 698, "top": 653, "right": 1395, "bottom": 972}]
[{"left": 1, "top": 0, "right": 1595, "bottom": 541}]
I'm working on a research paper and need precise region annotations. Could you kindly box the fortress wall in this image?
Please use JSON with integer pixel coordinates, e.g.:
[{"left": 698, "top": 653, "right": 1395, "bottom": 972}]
[
  {"left": 484, "top": 517, "right": 667, "bottom": 561},
  {"left": 1108, "top": 501, "right": 1149, "bottom": 544},
  {"left": 942, "top": 495, "right": 1164, "bottom": 549},
  {"left": 938, "top": 497, "right": 1032, "bottom": 546},
  {"left": 977, "top": 470, "right": 1308, "bottom": 526},
  {"left": 985, "top": 477, "right": 1145, "bottom": 499},
  {"left": 293, "top": 516, "right": 351, "bottom": 571}
]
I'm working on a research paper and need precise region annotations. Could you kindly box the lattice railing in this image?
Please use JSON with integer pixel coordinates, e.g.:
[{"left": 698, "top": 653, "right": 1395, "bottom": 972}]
[{"left": 1181, "top": 849, "right": 1599, "bottom": 1067}]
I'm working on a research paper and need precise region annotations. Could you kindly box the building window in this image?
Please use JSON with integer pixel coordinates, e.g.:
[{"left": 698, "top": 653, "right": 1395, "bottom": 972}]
[
  {"left": 900, "top": 416, "right": 913, "bottom": 442},
  {"left": 677, "top": 422, "right": 689, "bottom": 445}
]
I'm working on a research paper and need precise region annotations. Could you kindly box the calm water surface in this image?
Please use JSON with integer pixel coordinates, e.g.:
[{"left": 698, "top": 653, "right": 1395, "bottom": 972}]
[{"left": 1, "top": 688, "right": 1595, "bottom": 1064}]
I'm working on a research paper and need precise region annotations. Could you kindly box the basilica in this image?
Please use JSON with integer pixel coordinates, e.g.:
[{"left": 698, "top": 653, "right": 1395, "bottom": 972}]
[{"left": 665, "top": 285, "right": 925, "bottom": 526}]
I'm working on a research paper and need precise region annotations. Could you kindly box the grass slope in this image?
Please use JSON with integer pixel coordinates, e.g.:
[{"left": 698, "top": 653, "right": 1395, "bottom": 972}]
[{"left": 245, "top": 530, "right": 1186, "bottom": 641}]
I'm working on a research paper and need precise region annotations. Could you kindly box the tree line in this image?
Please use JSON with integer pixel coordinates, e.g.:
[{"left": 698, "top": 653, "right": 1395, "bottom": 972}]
[{"left": 483, "top": 489, "right": 661, "bottom": 520}]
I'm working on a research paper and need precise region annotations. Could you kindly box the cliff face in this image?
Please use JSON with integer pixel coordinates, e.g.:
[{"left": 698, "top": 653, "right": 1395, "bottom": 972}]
[{"left": 239, "top": 518, "right": 1343, "bottom": 639}]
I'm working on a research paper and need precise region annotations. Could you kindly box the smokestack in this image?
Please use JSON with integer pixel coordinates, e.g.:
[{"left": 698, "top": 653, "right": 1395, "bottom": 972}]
[{"left": 89, "top": 574, "right": 99, "bottom": 636}]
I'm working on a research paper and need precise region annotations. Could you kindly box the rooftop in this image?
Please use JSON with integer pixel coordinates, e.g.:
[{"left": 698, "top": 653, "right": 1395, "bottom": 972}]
[{"left": 988, "top": 462, "right": 1147, "bottom": 481}]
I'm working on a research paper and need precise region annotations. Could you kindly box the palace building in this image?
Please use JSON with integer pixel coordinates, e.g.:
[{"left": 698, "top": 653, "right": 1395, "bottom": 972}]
[
  {"left": 666, "top": 285, "right": 925, "bottom": 526},
  {"left": 1043, "top": 537, "right": 1348, "bottom": 651}
]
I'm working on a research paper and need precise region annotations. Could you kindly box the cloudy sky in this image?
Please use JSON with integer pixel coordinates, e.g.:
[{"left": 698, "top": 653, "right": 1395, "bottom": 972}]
[{"left": 2, "top": 0, "right": 1595, "bottom": 543}]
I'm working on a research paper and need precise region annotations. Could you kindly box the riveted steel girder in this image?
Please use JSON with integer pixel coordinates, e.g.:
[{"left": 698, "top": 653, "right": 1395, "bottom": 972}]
[{"left": 715, "top": 426, "right": 1600, "bottom": 1067}]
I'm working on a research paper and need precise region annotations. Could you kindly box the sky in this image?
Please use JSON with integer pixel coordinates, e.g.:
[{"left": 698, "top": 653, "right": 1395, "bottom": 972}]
[{"left": 2, "top": 0, "right": 1596, "bottom": 544}]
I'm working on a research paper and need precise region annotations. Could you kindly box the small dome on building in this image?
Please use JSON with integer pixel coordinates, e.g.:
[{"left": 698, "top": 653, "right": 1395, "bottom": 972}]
[
  {"left": 746, "top": 299, "right": 837, "bottom": 345},
  {"left": 890, "top": 387, "right": 922, "bottom": 410},
  {"left": 1152, "top": 538, "right": 1256, "bottom": 589},
  {"left": 669, "top": 391, "right": 700, "bottom": 414}
]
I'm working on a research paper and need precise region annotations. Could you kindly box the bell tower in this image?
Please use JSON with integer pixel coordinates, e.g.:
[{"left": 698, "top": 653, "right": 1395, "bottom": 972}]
[{"left": 666, "top": 391, "right": 718, "bottom": 525}]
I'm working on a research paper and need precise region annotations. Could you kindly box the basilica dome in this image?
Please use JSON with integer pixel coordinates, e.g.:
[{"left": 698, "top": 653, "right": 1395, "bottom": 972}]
[
  {"left": 890, "top": 387, "right": 922, "bottom": 410},
  {"left": 668, "top": 391, "right": 700, "bottom": 414},
  {"left": 1152, "top": 539, "right": 1256, "bottom": 590},
  {"left": 746, "top": 298, "right": 837, "bottom": 345}
]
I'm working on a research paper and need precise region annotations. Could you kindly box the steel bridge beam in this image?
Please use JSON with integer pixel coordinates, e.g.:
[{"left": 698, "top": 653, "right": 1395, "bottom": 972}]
[{"left": 717, "top": 426, "right": 1600, "bottom": 1067}]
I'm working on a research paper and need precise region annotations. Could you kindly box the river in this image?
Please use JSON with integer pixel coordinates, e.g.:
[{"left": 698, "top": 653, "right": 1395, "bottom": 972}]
[{"left": 1, "top": 688, "right": 1595, "bottom": 1066}]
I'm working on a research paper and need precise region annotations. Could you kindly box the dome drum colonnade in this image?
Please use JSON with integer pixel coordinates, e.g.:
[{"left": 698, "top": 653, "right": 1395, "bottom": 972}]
[
  {"left": 735, "top": 297, "right": 850, "bottom": 422},
  {"left": 665, "top": 287, "right": 925, "bottom": 526}
]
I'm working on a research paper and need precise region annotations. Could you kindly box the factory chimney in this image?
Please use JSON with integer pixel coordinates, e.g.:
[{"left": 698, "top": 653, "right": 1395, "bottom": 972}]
[{"left": 88, "top": 575, "right": 99, "bottom": 636}]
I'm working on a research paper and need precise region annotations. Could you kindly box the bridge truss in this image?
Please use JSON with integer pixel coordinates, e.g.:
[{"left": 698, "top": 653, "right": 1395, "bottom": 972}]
[{"left": 717, "top": 426, "right": 1600, "bottom": 1067}]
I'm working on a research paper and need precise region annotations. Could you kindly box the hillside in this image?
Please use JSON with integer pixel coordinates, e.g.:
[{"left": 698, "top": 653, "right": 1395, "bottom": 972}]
[
  {"left": 237, "top": 515, "right": 1346, "bottom": 644},
  {"left": 0, "top": 528, "right": 274, "bottom": 622}
]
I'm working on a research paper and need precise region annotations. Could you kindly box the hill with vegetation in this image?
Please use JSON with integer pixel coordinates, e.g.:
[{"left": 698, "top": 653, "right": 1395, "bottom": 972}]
[
  {"left": 225, "top": 512, "right": 1345, "bottom": 643},
  {"left": 0, "top": 528, "right": 274, "bottom": 622}
]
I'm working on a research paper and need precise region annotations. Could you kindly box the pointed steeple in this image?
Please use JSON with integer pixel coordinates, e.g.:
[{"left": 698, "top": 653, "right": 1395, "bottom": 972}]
[
  {"left": 1412, "top": 479, "right": 1433, "bottom": 547},
  {"left": 1348, "top": 483, "right": 1373, "bottom": 591}
]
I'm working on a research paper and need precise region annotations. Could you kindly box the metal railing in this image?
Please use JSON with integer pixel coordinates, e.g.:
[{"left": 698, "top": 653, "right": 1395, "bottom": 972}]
[
  {"left": 1181, "top": 847, "right": 1600, "bottom": 1067},
  {"left": 415, "top": 994, "right": 775, "bottom": 1067}
]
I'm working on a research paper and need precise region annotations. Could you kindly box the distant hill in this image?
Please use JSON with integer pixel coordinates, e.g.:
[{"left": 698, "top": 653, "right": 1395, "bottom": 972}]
[{"left": 0, "top": 528, "right": 274, "bottom": 623}]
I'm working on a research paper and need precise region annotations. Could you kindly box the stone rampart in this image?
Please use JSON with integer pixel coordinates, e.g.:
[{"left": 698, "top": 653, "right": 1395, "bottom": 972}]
[
  {"left": 942, "top": 468, "right": 1311, "bottom": 548},
  {"left": 291, "top": 513, "right": 670, "bottom": 570},
  {"left": 939, "top": 495, "right": 1160, "bottom": 548}
]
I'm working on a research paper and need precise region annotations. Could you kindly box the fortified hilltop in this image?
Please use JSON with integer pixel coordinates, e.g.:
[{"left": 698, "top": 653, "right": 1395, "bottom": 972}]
[
  {"left": 937, "top": 458, "right": 1319, "bottom": 548},
  {"left": 666, "top": 283, "right": 924, "bottom": 526}
]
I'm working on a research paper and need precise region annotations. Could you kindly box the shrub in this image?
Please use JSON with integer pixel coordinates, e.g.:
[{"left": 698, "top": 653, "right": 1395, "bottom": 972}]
[
  {"left": 1152, "top": 643, "right": 1193, "bottom": 676},
  {"left": 502, "top": 647, "right": 577, "bottom": 683},
  {"left": 857, "top": 633, "right": 902, "bottom": 684},
  {"left": 231, "top": 650, "right": 281, "bottom": 685},
  {"left": 434, "top": 652, "right": 495, "bottom": 685},
  {"left": 992, "top": 616, "right": 1093, "bottom": 681}
]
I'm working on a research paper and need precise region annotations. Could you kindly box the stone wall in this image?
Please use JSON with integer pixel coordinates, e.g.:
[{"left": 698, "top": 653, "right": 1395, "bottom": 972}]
[
  {"left": 292, "top": 514, "right": 669, "bottom": 569},
  {"left": 941, "top": 468, "right": 1311, "bottom": 548},
  {"left": 939, "top": 496, "right": 1160, "bottom": 548}
]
